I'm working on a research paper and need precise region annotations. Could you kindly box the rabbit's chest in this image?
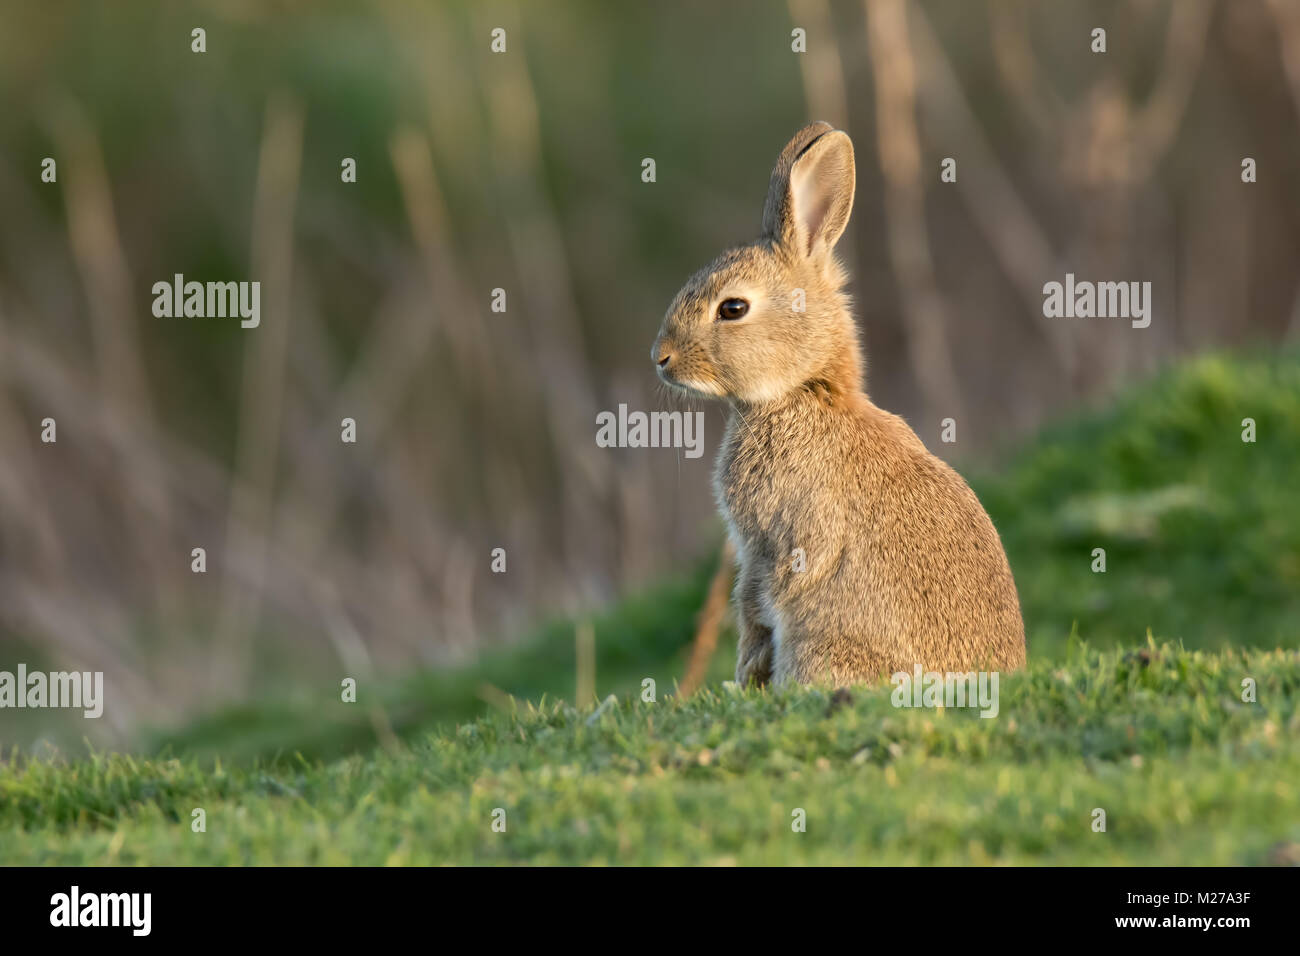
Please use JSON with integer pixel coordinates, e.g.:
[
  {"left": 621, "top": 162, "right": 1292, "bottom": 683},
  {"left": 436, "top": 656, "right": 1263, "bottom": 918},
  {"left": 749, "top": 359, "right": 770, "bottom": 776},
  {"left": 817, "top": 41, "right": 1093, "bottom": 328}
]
[{"left": 713, "top": 419, "right": 843, "bottom": 551}]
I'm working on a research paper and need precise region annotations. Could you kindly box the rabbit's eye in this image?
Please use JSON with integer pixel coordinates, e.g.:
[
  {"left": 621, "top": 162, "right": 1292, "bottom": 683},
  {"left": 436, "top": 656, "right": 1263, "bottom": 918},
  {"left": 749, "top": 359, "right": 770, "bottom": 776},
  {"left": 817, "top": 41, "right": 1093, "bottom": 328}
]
[{"left": 717, "top": 298, "right": 750, "bottom": 321}]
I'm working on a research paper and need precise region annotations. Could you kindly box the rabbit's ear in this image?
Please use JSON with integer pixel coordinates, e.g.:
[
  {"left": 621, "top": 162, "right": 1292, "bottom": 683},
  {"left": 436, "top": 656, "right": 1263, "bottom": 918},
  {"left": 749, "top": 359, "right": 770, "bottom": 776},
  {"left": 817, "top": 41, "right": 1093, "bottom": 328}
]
[{"left": 761, "top": 122, "right": 855, "bottom": 258}]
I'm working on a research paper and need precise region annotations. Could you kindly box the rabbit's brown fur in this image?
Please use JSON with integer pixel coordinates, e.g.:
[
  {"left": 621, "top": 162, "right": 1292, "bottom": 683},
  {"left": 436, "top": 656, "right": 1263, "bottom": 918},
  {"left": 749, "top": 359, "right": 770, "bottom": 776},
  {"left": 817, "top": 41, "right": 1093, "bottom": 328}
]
[{"left": 652, "top": 122, "right": 1025, "bottom": 687}]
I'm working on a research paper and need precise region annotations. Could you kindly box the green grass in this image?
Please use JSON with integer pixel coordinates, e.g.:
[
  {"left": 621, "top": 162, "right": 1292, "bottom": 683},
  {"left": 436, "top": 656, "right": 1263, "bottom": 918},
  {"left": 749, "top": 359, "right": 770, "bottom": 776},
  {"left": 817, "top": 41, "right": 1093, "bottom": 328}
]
[
  {"left": 982, "top": 351, "right": 1300, "bottom": 659},
  {"left": 5, "top": 350, "right": 1300, "bottom": 863},
  {"left": 3, "top": 643, "right": 1297, "bottom": 864}
]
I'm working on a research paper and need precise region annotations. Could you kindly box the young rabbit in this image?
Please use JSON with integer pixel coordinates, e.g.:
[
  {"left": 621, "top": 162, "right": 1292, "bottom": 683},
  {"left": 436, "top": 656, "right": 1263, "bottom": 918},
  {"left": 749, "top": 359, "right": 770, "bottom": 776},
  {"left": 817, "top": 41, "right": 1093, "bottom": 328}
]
[{"left": 651, "top": 122, "right": 1026, "bottom": 687}]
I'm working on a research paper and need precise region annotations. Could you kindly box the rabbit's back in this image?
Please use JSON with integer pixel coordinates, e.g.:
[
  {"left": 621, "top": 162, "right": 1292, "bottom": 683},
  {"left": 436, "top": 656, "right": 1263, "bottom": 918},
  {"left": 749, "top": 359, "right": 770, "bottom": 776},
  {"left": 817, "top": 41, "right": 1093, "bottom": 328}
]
[{"left": 716, "top": 391, "right": 1026, "bottom": 685}]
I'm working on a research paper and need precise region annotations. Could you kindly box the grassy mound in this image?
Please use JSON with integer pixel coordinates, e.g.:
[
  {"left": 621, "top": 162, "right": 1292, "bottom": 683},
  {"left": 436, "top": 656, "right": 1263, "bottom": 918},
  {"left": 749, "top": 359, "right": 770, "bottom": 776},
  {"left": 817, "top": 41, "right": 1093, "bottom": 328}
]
[
  {"left": 984, "top": 351, "right": 1300, "bottom": 659},
  {"left": 3, "top": 643, "right": 1296, "bottom": 864}
]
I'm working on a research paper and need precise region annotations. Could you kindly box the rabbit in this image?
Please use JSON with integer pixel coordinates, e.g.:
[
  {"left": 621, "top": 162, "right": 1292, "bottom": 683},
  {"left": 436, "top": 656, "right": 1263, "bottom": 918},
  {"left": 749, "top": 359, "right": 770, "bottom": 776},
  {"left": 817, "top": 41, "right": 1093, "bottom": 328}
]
[{"left": 651, "top": 122, "right": 1026, "bottom": 687}]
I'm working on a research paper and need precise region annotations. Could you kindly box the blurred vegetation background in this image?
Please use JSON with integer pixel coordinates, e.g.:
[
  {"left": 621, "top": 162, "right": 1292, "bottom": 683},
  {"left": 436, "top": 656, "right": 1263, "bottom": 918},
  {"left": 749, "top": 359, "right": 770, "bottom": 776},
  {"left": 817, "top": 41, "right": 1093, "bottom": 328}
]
[{"left": 1, "top": 0, "right": 1299, "bottom": 754}]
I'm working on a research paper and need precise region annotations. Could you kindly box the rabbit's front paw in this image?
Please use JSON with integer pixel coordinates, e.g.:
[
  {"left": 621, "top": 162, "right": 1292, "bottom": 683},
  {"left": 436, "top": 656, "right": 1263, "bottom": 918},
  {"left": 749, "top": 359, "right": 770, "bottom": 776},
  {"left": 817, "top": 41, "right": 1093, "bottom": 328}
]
[{"left": 735, "top": 652, "right": 773, "bottom": 688}]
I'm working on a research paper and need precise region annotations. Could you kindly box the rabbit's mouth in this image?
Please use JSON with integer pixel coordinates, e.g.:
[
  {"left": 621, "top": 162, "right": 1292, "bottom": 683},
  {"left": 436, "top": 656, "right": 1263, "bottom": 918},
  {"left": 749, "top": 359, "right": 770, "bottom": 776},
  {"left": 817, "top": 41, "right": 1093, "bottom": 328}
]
[{"left": 658, "top": 366, "right": 725, "bottom": 399}]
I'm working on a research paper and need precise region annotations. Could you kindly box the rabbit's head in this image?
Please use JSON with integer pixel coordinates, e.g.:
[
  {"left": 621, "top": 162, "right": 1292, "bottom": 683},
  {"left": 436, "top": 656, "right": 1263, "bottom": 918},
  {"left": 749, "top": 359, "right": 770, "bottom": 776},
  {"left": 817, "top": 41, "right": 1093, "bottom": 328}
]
[{"left": 652, "top": 122, "right": 860, "bottom": 404}]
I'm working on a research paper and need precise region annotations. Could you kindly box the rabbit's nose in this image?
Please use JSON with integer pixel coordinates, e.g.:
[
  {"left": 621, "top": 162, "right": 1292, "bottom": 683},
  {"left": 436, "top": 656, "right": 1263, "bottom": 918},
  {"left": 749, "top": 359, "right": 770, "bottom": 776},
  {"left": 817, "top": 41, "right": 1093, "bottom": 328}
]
[{"left": 652, "top": 339, "right": 675, "bottom": 369}]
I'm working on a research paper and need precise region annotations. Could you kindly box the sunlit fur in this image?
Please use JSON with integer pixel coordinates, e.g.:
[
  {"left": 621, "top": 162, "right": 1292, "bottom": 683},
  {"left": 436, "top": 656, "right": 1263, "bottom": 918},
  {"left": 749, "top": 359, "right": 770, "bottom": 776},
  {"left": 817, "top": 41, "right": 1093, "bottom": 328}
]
[{"left": 651, "top": 122, "right": 1026, "bottom": 687}]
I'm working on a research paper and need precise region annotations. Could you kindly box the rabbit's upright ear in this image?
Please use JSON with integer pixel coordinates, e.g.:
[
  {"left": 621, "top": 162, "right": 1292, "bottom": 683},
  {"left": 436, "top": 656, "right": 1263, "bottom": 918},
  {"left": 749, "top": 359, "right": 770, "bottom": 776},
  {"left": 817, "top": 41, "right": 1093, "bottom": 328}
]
[{"left": 761, "top": 122, "right": 855, "bottom": 258}]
